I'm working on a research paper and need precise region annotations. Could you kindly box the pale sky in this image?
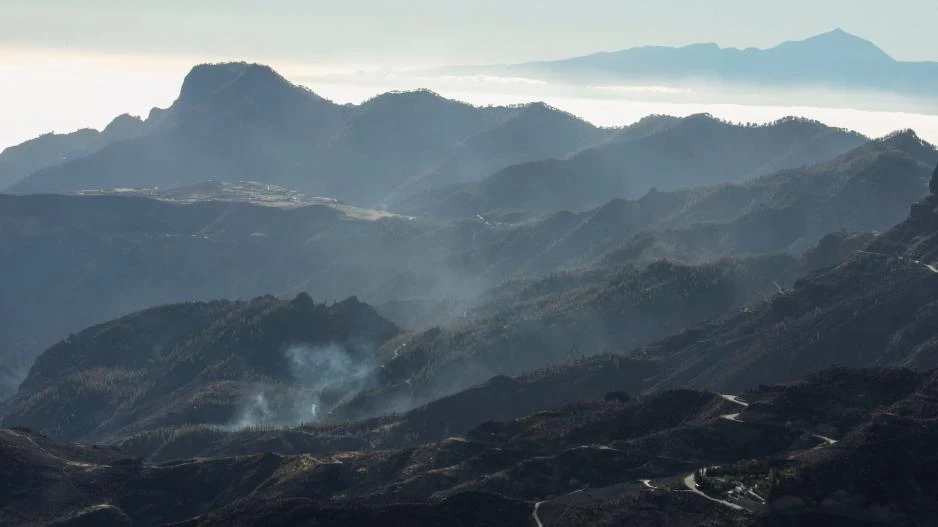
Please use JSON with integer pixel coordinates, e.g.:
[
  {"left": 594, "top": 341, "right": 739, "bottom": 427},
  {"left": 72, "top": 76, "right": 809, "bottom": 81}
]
[
  {"left": 3, "top": 1, "right": 938, "bottom": 150},
  {"left": 3, "top": 0, "right": 938, "bottom": 64}
]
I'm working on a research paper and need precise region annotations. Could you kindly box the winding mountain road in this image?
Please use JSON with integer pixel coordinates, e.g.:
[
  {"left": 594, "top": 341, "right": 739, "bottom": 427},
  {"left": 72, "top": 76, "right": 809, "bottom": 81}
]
[
  {"left": 721, "top": 413, "right": 744, "bottom": 422},
  {"left": 682, "top": 471, "right": 746, "bottom": 511},
  {"left": 532, "top": 489, "right": 584, "bottom": 527},
  {"left": 718, "top": 393, "right": 748, "bottom": 422},
  {"left": 640, "top": 479, "right": 658, "bottom": 490},
  {"left": 719, "top": 394, "right": 749, "bottom": 407},
  {"left": 682, "top": 393, "right": 835, "bottom": 512},
  {"left": 538, "top": 392, "right": 838, "bottom": 522}
]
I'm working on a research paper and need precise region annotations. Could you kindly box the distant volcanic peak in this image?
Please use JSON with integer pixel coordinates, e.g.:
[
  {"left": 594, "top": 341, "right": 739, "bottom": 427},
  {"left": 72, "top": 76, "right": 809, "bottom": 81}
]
[{"left": 777, "top": 28, "right": 893, "bottom": 61}]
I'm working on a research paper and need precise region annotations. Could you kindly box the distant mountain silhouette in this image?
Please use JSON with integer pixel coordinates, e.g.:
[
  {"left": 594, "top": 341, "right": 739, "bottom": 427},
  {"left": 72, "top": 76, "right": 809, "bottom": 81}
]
[
  {"left": 394, "top": 114, "right": 866, "bottom": 218},
  {"left": 3, "top": 63, "right": 614, "bottom": 205},
  {"left": 433, "top": 29, "right": 938, "bottom": 111}
]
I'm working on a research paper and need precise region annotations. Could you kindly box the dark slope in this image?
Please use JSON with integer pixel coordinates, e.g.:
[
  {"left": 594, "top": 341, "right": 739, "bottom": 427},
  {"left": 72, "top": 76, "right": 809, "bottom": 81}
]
[
  {"left": 113, "top": 355, "right": 659, "bottom": 462},
  {"left": 0, "top": 253, "right": 792, "bottom": 441},
  {"left": 3, "top": 230, "right": 868, "bottom": 454},
  {"left": 327, "top": 255, "right": 806, "bottom": 421},
  {"left": 4, "top": 367, "right": 937, "bottom": 526},
  {"left": 335, "top": 155, "right": 938, "bottom": 420},
  {"left": 435, "top": 159, "right": 938, "bottom": 401},
  {"left": 0, "top": 114, "right": 148, "bottom": 191},
  {"left": 627, "top": 163, "right": 938, "bottom": 393},
  {"left": 7, "top": 63, "right": 614, "bottom": 206},
  {"left": 405, "top": 115, "right": 867, "bottom": 218},
  {"left": 1, "top": 294, "right": 398, "bottom": 441}
]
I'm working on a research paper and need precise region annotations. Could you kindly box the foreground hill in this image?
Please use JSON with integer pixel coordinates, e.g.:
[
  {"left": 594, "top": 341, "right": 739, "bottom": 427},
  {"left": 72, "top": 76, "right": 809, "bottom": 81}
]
[
  {"left": 2, "top": 366, "right": 935, "bottom": 526},
  {"left": 0, "top": 294, "right": 398, "bottom": 441},
  {"left": 395, "top": 114, "right": 867, "bottom": 217},
  {"left": 4, "top": 63, "right": 615, "bottom": 205}
]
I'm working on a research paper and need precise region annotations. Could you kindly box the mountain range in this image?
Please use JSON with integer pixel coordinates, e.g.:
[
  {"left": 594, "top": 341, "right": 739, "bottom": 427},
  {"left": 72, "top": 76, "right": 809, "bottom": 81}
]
[
  {"left": 0, "top": 118, "right": 932, "bottom": 402},
  {"left": 392, "top": 114, "right": 867, "bottom": 217},
  {"left": 5, "top": 56, "right": 938, "bottom": 527},
  {"left": 433, "top": 29, "right": 938, "bottom": 113},
  {"left": 1, "top": 63, "right": 618, "bottom": 207},
  {"left": 4, "top": 149, "right": 938, "bottom": 441},
  {"left": 2, "top": 62, "right": 873, "bottom": 214}
]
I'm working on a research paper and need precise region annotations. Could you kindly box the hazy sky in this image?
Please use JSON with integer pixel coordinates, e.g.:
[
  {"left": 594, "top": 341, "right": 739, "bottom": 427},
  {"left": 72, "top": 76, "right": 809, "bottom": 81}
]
[
  {"left": 3, "top": 1, "right": 938, "bottom": 149},
  {"left": 3, "top": 0, "right": 938, "bottom": 64}
]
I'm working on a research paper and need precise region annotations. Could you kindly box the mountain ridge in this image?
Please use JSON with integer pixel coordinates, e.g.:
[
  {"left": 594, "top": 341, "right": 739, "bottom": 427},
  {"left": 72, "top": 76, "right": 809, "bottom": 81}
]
[
  {"left": 394, "top": 113, "right": 868, "bottom": 218},
  {"left": 1, "top": 294, "right": 399, "bottom": 441},
  {"left": 3, "top": 63, "right": 618, "bottom": 204}
]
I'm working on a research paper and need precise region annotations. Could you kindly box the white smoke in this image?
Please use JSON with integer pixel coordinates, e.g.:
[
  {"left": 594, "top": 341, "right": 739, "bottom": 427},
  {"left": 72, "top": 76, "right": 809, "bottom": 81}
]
[{"left": 226, "top": 341, "right": 376, "bottom": 429}]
